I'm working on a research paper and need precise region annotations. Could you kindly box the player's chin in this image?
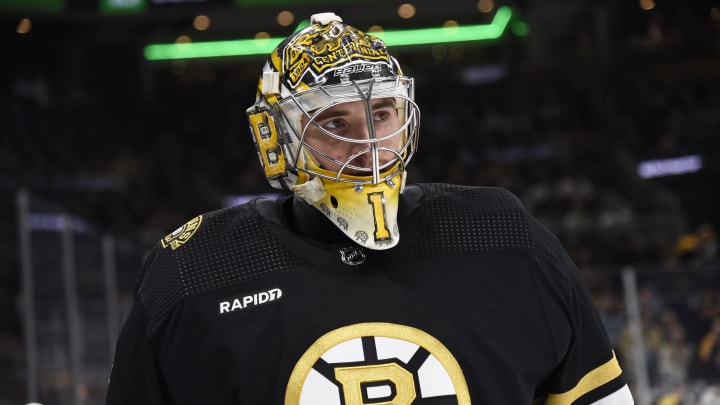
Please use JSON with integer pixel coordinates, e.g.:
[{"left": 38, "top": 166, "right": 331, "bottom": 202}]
[{"left": 337, "top": 168, "right": 372, "bottom": 177}]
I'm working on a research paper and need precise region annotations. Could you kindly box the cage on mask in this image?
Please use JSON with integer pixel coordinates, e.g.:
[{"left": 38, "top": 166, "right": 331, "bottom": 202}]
[{"left": 275, "top": 76, "right": 420, "bottom": 185}]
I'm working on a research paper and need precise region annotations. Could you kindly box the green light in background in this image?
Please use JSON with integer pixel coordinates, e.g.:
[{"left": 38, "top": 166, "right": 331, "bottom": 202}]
[
  {"left": 145, "top": 38, "right": 280, "bottom": 60},
  {"left": 373, "top": 6, "right": 512, "bottom": 46},
  {"left": 100, "top": 0, "right": 147, "bottom": 15},
  {"left": 292, "top": 19, "right": 311, "bottom": 33},
  {"left": 511, "top": 21, "right": 530, "bottom": 37},
  {"left": 144, "top": 6, "right": 513, "bottom": 61}
]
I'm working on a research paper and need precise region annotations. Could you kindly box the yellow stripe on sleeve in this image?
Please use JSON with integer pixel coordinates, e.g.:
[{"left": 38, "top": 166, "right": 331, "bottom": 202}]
[{"left": 545, "top": 351, "right": 623, "bottom": 405}]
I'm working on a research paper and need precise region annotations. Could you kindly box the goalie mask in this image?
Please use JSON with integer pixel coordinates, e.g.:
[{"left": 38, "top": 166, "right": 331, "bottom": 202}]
[{"left": 246, "top": 12, "right": 420, "bottom": 250}]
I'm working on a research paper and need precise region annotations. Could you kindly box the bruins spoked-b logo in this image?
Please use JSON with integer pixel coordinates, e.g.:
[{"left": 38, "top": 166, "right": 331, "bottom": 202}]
[{"left": 285, "top": 322, "right": 470, "bottom": 404}]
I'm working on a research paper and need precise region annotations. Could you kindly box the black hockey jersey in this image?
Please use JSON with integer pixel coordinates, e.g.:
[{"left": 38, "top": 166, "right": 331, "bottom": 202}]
[{"left": 106, "top": 184, "right": 634, "bottom": 404}]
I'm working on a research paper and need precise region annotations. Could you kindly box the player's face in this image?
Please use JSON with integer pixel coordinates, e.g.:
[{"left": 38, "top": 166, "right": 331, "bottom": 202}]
[{"left": 302, "top": 98, "right": 403, "bottom": 176}]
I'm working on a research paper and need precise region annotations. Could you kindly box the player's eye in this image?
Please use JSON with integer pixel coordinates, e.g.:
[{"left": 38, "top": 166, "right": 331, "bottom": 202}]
[
  {"left": 323, "top": 118, "right": 345, "bottom": 130},
  {"left": 373, "top": 110, "right": 390, "bottom": 122}
]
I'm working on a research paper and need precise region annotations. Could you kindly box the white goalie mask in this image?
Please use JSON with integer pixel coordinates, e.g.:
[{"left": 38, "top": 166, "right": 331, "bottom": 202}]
[{"left": 246, "top": 12, "right": 420, "bottom": 250}]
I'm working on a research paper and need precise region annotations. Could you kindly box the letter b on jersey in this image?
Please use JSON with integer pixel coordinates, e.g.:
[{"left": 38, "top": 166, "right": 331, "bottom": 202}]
[{"left": 335, "top": 363, "right": 415, "bottom": 404}]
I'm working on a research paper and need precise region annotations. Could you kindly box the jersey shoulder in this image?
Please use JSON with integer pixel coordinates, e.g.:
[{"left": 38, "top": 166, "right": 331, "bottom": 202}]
[
  {"left": 136, "top": 199, "right": 302, "bottom": 330},
  {"left": 408, "top": 183, "right": 564, "bottom": 266},
  {"left": 415, "top": 183, "right": 524, "bottom": 210}
]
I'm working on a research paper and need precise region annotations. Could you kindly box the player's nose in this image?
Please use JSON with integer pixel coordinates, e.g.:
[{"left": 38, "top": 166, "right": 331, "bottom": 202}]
[{"left": 348, "top": 121, "right": 377, "bottom": 164}]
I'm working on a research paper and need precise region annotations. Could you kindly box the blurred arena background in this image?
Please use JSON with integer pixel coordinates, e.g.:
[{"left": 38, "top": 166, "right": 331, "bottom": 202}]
[{"left": 1, "top": 0, "right": 719, "bottom": 404}]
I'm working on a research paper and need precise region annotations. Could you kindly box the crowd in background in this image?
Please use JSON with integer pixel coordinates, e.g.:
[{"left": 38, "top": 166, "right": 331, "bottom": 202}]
[
  {"left": 1, "top": 2, "right": 720, "bottom": 403},
  {"left": 4, "top": 54, "right": 717, "bottom": 261}
]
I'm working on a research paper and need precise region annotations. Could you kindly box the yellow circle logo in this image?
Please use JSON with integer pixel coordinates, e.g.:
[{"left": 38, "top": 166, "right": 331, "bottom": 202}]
[{"left": 285, "top": 322, "right": 470, "bottom": 404}]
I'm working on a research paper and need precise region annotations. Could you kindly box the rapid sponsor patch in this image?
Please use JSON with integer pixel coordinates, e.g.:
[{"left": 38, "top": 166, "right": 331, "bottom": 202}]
[{"left": 218, "top": 287, "right": 283, "bottom": 315}]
